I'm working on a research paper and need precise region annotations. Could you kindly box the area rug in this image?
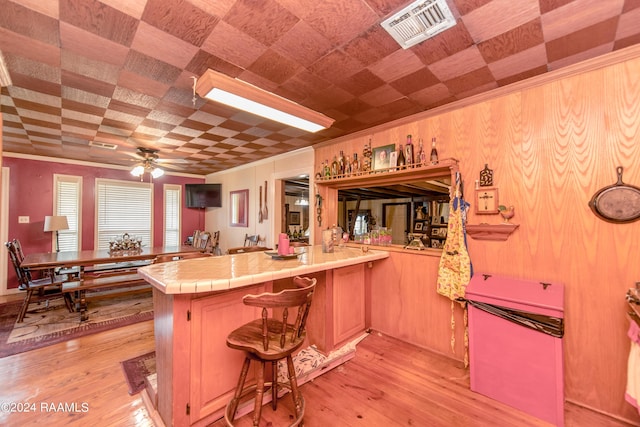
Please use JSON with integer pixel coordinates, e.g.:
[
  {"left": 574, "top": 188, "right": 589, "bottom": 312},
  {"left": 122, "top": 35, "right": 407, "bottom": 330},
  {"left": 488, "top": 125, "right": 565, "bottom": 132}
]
[
  {"left": 0, "top": 291, "right": 153, "bottom": 358},
  {"left": 121, "top": 351, "right": 156, "bottom": 395}
]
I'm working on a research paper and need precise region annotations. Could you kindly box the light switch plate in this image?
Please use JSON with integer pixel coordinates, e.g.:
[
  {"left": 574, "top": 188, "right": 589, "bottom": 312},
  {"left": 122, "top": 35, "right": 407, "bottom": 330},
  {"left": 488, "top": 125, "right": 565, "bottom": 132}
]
[{"left": 18, "top": 216, "right": 29, "bottom": 223}]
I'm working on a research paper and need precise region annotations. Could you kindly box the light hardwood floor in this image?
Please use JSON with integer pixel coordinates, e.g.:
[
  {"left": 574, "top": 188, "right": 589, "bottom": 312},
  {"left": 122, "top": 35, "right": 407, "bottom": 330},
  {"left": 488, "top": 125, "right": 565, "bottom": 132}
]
[{"left": 0, "top": 296, "right": 634, "bottom": 426}]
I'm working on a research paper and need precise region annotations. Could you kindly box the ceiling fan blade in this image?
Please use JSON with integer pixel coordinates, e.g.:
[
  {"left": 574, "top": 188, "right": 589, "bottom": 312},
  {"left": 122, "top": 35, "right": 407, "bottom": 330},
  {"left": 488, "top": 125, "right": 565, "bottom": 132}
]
[
  {"left": 156, "top": 158, "right": 190, "bottom": 164},
  {"left": 158, "top": 163, "right": 186, "bottom": 171}
]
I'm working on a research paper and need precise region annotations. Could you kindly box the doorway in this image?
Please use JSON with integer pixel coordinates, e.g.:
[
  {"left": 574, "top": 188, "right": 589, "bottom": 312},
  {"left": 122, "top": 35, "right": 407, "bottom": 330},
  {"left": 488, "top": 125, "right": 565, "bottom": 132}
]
[
  {"left": 1, "top": 167, "right": 10, "bottom": 295},
  {"left": 382, "top": 202, "right": 410, "bottom": 245},
  {"left": 278, "top": 176, "right": 310, "bottom": 242}
]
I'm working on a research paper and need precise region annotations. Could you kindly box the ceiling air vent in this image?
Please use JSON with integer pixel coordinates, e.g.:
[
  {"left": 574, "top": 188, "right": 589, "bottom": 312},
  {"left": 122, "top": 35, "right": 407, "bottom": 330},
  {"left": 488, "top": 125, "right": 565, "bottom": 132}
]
[
  {"left": 89, "top": 140, "right": 118, "bottom": 150},
  {"left": 381, "top": 0, "right": 456, "bottom": 49}
]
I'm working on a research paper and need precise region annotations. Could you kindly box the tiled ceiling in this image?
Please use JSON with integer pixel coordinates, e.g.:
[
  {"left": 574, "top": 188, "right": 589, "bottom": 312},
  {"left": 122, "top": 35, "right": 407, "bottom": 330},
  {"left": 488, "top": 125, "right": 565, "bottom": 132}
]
[{"left": 1, "top": 0, "right": 639, "bottom": 176}]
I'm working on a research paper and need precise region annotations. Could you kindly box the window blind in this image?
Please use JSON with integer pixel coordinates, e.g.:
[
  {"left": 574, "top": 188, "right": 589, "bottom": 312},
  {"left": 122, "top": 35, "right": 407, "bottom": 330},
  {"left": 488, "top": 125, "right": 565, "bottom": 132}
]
[
  {"left": 54, "top": 175, "right": 81, "bottom": 252},
  {"left": 164, "top": 184, "right": 181, "bottom": 247},
  {"left": 96, "top": 179, "right": 152, "bottom": 250}
]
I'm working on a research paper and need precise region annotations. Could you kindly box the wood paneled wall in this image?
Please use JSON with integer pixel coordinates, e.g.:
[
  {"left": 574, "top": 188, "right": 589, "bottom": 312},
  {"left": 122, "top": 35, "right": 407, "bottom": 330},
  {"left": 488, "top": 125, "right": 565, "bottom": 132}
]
[{"left": 314, "top": 47, "right": 640, "bottom": 423}]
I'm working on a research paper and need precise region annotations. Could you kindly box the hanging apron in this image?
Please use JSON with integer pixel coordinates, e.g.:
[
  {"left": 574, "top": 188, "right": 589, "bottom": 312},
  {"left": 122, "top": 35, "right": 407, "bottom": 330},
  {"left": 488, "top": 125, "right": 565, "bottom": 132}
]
[{"left": 437, "top": 172, "right": 472, "bottom": 366}]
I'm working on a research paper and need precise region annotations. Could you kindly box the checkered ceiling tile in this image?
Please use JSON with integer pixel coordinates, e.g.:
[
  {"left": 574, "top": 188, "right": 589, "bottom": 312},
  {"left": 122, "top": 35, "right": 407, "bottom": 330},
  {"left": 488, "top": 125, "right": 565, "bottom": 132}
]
[{"left": 1, "top": 0, "right": 639, "bottom": 175}]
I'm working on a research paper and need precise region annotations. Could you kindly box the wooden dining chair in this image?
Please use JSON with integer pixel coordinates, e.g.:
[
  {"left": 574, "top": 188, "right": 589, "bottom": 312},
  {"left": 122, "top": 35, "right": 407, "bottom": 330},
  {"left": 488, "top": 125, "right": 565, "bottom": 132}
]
[
  {"left": 244, "top": 234, "right": 260, "bottom": 247},
  {"left": 211, "top": 231, "right": 222, "bottom": 256},
  {"left": 224, "top": 276, "right": 317, "bottom": 427},
  {"left": 12, "top": 238, "right": 26, "bottom": 262},
  {"left": 5, "top": 241, "right": 74, "bottom": 322},
  {"left": 193, "top": 231, "right": 211, "bottom": 250}
]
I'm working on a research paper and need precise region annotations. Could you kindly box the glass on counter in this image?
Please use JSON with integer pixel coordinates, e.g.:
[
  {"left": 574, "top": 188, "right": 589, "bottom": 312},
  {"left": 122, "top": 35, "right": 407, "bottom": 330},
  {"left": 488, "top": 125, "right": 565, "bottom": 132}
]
[{"left": 379, "top": 228, "right": 392, "bottom": 246}]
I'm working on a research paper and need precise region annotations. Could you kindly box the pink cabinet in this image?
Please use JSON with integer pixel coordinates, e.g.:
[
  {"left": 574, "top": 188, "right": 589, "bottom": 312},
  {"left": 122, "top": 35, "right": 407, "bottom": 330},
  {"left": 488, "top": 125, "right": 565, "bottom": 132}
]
[{"left": 466, "top": 274, "right": 564, "bottom": 426}]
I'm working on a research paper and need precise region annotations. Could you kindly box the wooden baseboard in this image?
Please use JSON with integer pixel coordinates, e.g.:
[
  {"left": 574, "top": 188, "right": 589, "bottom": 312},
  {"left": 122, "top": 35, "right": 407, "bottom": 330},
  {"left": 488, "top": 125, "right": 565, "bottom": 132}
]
[{"left": 141, "top": 387, "right": 165, "bottom": 427}]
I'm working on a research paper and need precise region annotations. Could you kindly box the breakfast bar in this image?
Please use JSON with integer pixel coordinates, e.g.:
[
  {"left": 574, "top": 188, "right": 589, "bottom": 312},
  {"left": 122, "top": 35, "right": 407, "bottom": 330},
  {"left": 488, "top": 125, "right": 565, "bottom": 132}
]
[{"left": 138, "top": 245, "right": 388, "bottom": 427}]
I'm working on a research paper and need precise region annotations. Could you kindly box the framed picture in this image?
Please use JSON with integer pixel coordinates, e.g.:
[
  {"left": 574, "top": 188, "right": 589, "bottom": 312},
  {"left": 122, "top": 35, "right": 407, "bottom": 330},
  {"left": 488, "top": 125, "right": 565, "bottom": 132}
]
[
  {"left": 372, "top": 144, "right": 395, "bottom": 171},
  {"left": 289, "top": 211, "right": 301, "bottom": 225},
  {"left": 431, "top": 240, "right": 442, "bottom": 249},
  {"left": 432, "top": 216, "right": 441, "bottom": 225},
  {"left": 475, "top": 187, "right": 499, "bottom": 214},
  {"left": 414, "top": 222, "right": 424, "bottom": 232},
  {"left": 431, "top": 227, "right": 441, "bottom": 237},
  {"left": 438, "top": 228, "right": 448, "bottom": 238},
  {"left": 389, "top": 151, "right": 397, "bottom": 169}
]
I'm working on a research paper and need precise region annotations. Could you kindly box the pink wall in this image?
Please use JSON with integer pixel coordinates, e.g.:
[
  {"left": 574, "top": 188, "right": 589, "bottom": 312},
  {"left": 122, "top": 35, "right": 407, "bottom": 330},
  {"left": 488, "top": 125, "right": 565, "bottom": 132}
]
[{"left": 3, "top": 157, "right": 205, "bottom": 289}]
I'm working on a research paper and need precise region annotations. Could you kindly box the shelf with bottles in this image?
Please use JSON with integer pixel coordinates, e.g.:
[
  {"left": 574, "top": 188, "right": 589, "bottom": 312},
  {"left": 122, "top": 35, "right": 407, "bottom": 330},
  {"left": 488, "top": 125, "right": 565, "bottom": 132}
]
[
  {"left": 317, "top": 135, "right": 445, "bottom": 182},
  {"left": 316, "top": 158, "right": 459, "bottom": 189}
]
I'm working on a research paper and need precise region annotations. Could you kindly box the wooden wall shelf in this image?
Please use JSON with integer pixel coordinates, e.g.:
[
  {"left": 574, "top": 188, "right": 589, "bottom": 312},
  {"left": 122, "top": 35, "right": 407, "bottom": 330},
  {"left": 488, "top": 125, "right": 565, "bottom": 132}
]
[
  {"left": 466, "top": 224, "right": 519, "bottom": 241},
  {"left": 316, "top": 158, "right": 459, "bottom": 189}
]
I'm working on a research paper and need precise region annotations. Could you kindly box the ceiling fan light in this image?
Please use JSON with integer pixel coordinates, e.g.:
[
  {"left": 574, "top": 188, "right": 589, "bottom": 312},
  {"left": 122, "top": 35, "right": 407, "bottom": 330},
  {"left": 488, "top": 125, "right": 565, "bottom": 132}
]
[
  {"left": 294, "top": 195, "right": 309, "bottom": 206},
  {"left": 151, "top": 167, "right": 164, "bottom": 178},
  {"left": 196, "top": 69, "right": 334, "bottom": 133},
  {"left": 131, "top": 165, "right": 144, "bottom": 177}
]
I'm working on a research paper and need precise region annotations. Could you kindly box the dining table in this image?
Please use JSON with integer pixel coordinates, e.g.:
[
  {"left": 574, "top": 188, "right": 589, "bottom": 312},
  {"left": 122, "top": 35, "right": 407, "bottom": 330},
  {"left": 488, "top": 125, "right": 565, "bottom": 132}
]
[
  {"left": 21, "top": 245, "right": 204, "bottom": 321},
  {"left": 20, "top": 245, "right": 202, "bottom": 270}
]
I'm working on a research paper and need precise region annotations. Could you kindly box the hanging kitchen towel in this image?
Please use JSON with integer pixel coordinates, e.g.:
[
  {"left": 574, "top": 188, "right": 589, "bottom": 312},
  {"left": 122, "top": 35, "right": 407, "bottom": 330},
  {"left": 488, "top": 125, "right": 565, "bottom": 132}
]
[
  {"left": 437, "top": 172, "right": 472, "bottom": 366},
  {"left": 626, "top": 318, "right": 640, "bottom": 415}
]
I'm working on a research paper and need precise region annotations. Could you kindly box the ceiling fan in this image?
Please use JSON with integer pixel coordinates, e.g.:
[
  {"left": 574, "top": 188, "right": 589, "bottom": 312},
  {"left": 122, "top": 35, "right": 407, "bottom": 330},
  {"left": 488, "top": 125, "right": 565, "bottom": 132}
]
[{"left": 129, "top": 147, "right": 182, "bottom": 179}]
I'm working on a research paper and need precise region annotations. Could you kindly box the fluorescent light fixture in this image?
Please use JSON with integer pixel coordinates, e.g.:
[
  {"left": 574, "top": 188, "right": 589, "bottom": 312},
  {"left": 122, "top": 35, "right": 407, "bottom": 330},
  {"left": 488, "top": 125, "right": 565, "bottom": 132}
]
[
  {"left": 0, "top": 50, "right": 11, "bottom": 87},
  {"left": 196, "top": 69, "right": 334, "bottom": 133}
]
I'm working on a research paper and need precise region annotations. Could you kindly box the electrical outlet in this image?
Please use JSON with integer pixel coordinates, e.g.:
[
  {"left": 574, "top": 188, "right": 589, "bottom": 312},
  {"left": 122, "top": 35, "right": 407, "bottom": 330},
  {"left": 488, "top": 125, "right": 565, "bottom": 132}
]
[{"left": 18, "top": 216, "right": 29, "bottom": 224}]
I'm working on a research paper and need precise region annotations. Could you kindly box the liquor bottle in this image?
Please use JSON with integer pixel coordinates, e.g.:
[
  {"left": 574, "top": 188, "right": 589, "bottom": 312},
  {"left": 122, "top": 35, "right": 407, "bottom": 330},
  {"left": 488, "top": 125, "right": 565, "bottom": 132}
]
[
  {"left": 405, "top": 135, "right": 414, "bottom": 167},
  {"left": 323, "top": 159, "right": 331, "bottom": 179},
  {"left": 338, "top": 150, "right": 345, "bottom": 176},
  {"left": 331, "top": 155, "right": 339, "bottom": 178},
  {"left": 345, "top": 155, "right": 352, "bottom": 176},
  {"left": 363, "top": 140, "right": 372, "bottom": 173},
  {"left": 430, "top": 137, "right": 439, "bottom": 165},
  {"left": 397, "top": 144, "right": 406, "bottom": 169},
  {"left": 417, "top": 139, "right": 426, "bottom": 166},
  {"left": 352, "top": 153, "right": 360, "bottom": 175}
]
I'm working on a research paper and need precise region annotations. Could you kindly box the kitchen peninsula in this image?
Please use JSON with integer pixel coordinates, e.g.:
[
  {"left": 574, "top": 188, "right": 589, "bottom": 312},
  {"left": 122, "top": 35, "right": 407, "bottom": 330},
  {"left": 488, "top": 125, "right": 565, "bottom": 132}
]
[{"left": 138, "top": 245, "right": 388, "bottom": 427}]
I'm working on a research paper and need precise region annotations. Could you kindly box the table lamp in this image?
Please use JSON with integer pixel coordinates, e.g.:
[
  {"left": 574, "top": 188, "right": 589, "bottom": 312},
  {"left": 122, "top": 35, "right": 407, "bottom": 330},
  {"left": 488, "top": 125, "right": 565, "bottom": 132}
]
[{"left": 44, "top": 215, "right": 69, "bottom": 252}]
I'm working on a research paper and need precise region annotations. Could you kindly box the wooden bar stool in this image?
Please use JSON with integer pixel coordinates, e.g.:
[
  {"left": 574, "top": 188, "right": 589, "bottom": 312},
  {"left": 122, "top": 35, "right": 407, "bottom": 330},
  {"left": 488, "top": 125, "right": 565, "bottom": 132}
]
[{"left": 224, "top": 276, "right": 316, "bottom": 426}]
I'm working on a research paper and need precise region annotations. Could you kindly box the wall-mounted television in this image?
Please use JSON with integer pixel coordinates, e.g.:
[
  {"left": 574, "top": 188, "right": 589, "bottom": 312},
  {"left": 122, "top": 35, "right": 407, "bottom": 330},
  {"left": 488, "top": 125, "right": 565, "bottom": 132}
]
[{"left": 185, "top": 183, "right": 222, "bottom": 208}]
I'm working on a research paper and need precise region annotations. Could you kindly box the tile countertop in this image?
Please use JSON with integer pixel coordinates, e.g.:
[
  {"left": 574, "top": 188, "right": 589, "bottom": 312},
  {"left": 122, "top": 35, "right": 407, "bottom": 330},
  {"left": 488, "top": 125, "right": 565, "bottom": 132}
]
[{"left": 138, "top": 245, "right": 389, "bottom": 295}]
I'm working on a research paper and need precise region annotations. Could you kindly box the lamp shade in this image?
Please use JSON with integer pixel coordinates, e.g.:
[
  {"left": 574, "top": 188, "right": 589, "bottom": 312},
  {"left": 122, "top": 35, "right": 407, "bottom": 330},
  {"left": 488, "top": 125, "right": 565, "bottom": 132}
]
[{"left": 44, "top": 215, "right": 69, "bottom": 232}]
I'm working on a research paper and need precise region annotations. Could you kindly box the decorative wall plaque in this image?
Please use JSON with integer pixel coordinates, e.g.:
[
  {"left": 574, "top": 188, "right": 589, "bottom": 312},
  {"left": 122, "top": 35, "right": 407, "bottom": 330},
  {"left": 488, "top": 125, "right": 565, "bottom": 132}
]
[
  {"left": 479, "top": 164, "right": 493, "bottom": 187},
  {"left": 475, "top": 187, "right": 499, "bottom": 214}
]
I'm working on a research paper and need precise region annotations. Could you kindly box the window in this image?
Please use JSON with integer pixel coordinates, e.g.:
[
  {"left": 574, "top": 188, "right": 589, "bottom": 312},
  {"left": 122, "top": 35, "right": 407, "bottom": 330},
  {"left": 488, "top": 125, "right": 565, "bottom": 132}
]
[
  {"left": 164, "top": 184, "right": 181, "bottom": 247},
  {"left": 95, "top": 179, "right": 152, "bottom": 250},
  {"left": 53, "top": 174, "right": 82, "bottom": 252},
  {"left": 348, "top": 209, "right": 371, "bottom": 235}
]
